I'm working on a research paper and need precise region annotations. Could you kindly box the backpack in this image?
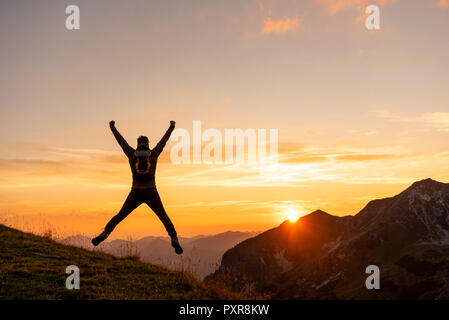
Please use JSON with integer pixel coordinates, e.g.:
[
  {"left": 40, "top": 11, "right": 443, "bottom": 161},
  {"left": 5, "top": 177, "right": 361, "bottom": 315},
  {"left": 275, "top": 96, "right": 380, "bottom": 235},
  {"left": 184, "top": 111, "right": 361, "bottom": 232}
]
[{"left": 134, "top": 146, "right": 151, "bottom": 175}]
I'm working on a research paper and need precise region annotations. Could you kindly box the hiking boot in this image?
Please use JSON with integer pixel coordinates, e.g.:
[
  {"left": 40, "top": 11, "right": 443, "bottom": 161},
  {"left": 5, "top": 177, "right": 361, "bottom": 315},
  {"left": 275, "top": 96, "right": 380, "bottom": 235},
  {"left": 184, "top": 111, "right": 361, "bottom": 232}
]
[
  {"left": 171, "top": 236, "right": 183, "bottom": 255},
  {"left": 92, "top": 231, "right": 109, "bottom": 246}
]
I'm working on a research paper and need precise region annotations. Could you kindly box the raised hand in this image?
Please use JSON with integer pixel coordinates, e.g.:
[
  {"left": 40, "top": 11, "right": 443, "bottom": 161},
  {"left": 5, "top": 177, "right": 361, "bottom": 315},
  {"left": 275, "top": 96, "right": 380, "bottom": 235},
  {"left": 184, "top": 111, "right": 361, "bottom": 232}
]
[
  {"left": 109, "top": 120, "right": 116, "bottom": 128},
  {"left": 170, "top": 120, "right": 175, "bottom": 126}
]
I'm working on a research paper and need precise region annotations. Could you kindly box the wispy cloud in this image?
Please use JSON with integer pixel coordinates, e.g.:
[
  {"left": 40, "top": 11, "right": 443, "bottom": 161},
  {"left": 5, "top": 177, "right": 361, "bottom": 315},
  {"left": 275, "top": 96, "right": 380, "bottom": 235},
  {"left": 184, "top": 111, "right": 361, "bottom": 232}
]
[
  {"left": 419, "top": 113, "right": 449, "bottom": 132},
  {"left": 0, "top": 140, "right": 438, "bottom": 194},
  {"left": 261, "top": 15, "right": 301, "bottom": 34},
  {"left": 372, "top": 110, "right": 449, "bottom": 132},
  {"left": 279, "top": 143, "right": 415, "bottom": 163}
]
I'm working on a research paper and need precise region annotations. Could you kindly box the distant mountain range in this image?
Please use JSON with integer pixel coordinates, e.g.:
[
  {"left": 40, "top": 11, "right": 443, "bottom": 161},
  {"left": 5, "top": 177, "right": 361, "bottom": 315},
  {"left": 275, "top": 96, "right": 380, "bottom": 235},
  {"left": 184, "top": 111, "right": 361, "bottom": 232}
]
[
  {"left": 208, "top": 179, "right": 449, "bottom": 299},
  {"left": 60, "top": 231, "right": 258, "bottom": 279}
]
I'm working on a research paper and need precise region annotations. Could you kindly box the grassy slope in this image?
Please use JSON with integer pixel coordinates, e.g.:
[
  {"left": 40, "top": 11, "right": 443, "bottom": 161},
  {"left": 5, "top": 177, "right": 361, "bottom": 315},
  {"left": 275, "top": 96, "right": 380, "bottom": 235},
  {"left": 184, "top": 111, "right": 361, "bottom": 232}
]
[{"left": 0, "top": 224, "right": 239, "bottom": 300}]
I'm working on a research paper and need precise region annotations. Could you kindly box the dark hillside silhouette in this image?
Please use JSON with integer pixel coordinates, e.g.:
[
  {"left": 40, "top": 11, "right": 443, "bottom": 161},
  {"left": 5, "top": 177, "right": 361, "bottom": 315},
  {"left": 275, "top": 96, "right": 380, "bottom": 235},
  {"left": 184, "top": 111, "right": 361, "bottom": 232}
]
[{"left": 209, "top": 179, "right": 449, "bottom": 299}]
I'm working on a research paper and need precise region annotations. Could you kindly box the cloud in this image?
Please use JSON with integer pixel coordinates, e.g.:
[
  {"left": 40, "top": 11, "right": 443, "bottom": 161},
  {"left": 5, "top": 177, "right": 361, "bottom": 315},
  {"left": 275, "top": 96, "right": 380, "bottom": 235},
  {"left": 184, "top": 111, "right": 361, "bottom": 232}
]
[
  {"left": 419, "top": 113, "right": 449, "bottom": 131},
  {"left": 0, "top": 158, "right": 71, "bottom": 168},
  {"left": 281, "top": 146, "right": 415, "bottom": 163},
  {"left": 333, "top": 153, "right": 413, "bottom": 161},
  {"left": 372, "top": 110, "right": 449, "bottom": 132},
  {"left": 438, "top": 0, "right": 449, "bottom": 8},
  {"left": 261, "top": 15, "right": 301, "bottom": 34},
  {"left": 277, "top": 142, "right": 415, "bottom": 164},
  {"left": 0, "top": 143, "right": 131, "bottom": 185},
  {"left": 0, "top": 140, "right": 426, "bottom": 191}
]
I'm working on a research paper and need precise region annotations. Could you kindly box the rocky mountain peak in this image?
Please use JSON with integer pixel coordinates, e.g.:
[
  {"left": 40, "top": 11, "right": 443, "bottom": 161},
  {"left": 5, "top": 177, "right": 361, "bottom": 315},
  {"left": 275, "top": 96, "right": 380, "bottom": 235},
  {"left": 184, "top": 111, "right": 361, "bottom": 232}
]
[{"left": 210, "top": 179, "right": 449, "bottom": 299}]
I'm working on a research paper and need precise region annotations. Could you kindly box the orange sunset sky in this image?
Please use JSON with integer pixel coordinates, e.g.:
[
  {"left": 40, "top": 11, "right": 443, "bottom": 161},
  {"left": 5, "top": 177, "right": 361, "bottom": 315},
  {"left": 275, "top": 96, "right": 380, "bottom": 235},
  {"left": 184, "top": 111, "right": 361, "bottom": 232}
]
[{"left": 1, "top": 0, "right": 449, "bottom": 238}]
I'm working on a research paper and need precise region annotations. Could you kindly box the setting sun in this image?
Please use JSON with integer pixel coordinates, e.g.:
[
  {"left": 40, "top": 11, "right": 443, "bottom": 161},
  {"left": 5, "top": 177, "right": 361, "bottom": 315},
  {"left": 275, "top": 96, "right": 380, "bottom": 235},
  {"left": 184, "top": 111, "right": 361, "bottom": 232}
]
[{"left": 285, "top": 208, "right": 300, "bottom": 222}]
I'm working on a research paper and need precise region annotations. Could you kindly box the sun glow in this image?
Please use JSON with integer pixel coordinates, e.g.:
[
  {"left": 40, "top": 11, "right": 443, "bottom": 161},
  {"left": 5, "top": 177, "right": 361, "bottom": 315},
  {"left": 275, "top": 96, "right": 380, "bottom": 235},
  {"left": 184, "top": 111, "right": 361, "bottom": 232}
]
[{"left": 284, "top": 208, "right": 300, "bottom": 222}]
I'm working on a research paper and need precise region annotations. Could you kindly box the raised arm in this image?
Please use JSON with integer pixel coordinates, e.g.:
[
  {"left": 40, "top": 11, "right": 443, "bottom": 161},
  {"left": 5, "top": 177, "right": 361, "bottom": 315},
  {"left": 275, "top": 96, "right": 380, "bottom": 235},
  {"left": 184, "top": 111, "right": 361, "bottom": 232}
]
[
  {"left": 152, "top": 121, "right": 175, "bottom": 156},
  {"left": 109, "top": 121, "right": 134, "bottom": 157}
]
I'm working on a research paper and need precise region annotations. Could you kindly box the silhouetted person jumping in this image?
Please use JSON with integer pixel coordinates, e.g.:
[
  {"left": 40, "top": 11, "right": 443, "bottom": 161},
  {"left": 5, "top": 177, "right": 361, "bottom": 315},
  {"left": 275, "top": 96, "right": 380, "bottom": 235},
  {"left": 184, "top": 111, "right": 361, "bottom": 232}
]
[{"left": 92, "top": 120, "right": 183, "bottom": 254}]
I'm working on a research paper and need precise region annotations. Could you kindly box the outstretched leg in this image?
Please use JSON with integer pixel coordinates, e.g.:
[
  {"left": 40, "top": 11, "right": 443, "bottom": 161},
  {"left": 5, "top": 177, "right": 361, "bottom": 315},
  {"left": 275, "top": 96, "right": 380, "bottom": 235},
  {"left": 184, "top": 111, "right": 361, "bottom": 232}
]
[
  {"left": 145, "top": 189, "right": 183, "bottom": 254},
  {"left": 145, "top": 189, "right": 177, "bottom": 237},
  {"left": 92, "top": 191, "right": 142, "bottom": 246}
]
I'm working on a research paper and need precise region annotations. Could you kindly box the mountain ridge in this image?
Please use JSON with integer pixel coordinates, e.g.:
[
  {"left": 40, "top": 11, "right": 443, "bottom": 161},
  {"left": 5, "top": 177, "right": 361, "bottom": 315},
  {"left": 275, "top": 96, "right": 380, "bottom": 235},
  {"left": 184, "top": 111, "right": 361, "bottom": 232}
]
[
  {"left": 209, "top": 178, "right": 449, "bottom": 299},
  {"left": 60, "top": 230, "right": 259, "bottom": 279}
]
